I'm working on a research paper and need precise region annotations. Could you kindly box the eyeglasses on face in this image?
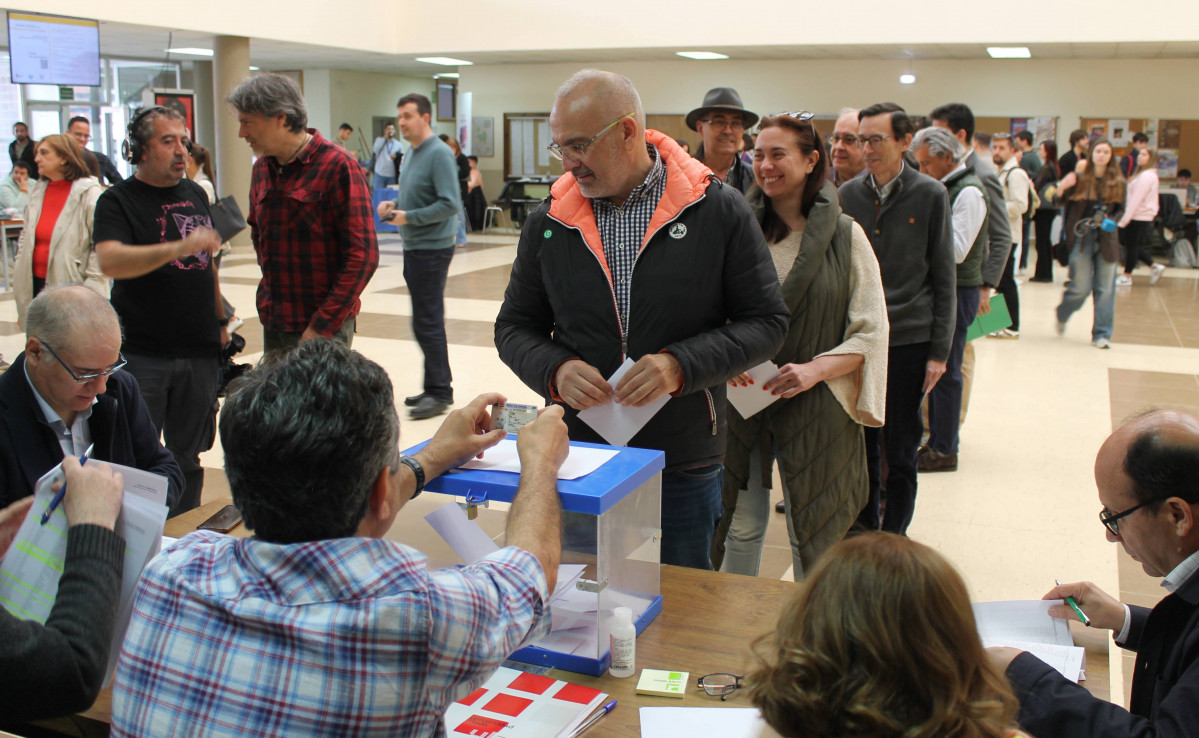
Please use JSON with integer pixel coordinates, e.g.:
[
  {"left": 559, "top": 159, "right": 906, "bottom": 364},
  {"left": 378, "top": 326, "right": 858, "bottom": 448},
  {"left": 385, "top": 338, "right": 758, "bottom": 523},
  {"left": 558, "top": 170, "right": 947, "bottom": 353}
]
[
  {"left": 859, "top": 134, "right": 893, "bottom": 148},
  {"left": 697, "top": 673, "right": 744, "bottom": 701},
  {"left": 700, "top": 117, "right": 745, "bottom": 132},
  {"left": 547, "top": 113, "right": 634, "bottom": 161},
  {"left": 1099, "top": 496, "right": 1169, "bottom": 537},
  {"left": 37, "top": 339, "right": 127, "bottom": 384},
  {"left": 829, "top": 133, "right": 861, "bottom": 147}
]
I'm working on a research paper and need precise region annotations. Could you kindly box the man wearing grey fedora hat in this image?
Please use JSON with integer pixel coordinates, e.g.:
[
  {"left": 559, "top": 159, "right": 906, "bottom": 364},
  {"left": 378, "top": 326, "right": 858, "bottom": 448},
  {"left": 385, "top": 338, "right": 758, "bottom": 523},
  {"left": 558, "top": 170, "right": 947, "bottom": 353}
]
[{"left": 687, "top": 87, "right": 759, "bottom": 194}]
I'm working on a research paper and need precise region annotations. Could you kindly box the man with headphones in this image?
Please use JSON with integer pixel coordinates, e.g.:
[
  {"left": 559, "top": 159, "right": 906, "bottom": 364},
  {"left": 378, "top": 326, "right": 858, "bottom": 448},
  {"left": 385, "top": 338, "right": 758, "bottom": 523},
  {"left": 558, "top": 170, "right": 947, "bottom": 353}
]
[{"left": 92, "top": 106, "right": 227, "bottom": 516}]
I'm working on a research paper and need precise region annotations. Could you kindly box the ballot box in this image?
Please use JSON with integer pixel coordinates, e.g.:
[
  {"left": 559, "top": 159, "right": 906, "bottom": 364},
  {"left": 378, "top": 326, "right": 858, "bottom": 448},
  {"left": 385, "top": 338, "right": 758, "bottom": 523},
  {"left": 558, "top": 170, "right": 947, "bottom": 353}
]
[{"left": 403, "top": 439, "right": 664, "bottom": 676}]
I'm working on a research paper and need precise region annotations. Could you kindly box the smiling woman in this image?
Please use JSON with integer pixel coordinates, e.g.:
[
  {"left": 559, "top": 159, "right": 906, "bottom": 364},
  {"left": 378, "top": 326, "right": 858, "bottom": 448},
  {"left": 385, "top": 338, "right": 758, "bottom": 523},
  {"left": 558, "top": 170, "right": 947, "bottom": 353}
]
[{"left": 713, "top": 113, "right": 889, "bottom": 580}]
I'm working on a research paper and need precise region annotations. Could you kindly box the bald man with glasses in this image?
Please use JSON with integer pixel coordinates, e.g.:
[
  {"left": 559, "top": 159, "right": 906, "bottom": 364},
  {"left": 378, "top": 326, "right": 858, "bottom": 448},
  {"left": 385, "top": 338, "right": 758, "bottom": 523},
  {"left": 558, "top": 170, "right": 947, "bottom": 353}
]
[
  {"left": 0, "top": 286, "right": 183, "bottom": 510},
  {"left": 496, "top": 69, "right": 786, "bottom": 570},
  {"left": 993, "top": 409, "right": 1199, "bottom": 737}
]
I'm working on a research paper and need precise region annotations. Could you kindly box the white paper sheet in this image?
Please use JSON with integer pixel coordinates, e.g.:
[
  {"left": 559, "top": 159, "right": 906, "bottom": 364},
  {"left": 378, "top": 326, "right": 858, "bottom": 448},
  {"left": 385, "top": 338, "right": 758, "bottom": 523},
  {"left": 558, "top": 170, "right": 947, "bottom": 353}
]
[
  {"left": 0, "top": 457, "right": 169, "bottom": 686},
  {"left": 424, "top": 502, "right": 501, "bottom": 565},
  {"left": 981, "top": 636, "right": 1086, "bottom": 682},
  {"left": 577, "top": 358, "right": 670, "bottom": 447},
  {"left": 640, "top": 707, "right": 779, "bottom": 738},
  {"left": 726, "top": 361, "right": 783, "bottom": 419},
  {"left": 974, "top": 599, "right": 1082, "bottom": 682},
  {"left": 461, "top": 439, "right": 619, "bottom": 480}
]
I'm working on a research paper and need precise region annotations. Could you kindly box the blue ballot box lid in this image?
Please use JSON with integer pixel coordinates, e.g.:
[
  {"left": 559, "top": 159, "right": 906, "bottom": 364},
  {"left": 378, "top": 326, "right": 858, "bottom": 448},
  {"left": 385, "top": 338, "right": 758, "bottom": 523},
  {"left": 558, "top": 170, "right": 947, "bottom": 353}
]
[{"left": 401, "top": 440, "right": 665, "bottom": 516}]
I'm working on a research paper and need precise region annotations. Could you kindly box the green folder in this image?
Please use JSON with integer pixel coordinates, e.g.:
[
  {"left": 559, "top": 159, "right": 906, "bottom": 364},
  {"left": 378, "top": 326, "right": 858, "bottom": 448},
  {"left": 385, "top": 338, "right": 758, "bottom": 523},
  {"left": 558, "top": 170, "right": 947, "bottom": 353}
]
[{"left": 965, "top": 295, "right": 1012, "bottom": 341}]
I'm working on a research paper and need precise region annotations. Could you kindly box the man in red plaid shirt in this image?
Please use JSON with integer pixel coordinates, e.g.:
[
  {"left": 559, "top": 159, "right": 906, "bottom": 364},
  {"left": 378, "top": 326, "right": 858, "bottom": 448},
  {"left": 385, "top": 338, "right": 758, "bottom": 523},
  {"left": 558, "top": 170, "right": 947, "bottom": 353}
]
[{"left": 228, "top": 73, "right": 379, "bottom": 353}]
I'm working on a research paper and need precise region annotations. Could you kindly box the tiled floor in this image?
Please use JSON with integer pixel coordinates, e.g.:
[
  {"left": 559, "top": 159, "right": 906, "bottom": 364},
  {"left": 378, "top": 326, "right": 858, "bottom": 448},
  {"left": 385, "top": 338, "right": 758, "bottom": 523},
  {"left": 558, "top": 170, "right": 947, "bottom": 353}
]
[{"left": 5, "top": 233, "right": 1196, "bottom": 708}]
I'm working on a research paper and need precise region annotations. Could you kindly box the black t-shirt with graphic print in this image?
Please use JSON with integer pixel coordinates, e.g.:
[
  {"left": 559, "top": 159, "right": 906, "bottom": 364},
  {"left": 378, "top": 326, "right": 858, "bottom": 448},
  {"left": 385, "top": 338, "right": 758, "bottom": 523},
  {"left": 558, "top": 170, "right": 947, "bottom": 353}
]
[{"left": 93, "top": 176, "right": 219, "bottom": 358}]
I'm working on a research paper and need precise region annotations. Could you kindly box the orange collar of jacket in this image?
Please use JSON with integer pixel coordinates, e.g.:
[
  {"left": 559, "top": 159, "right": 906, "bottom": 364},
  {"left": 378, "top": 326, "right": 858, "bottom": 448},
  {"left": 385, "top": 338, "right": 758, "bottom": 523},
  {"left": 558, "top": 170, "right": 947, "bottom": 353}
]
[{"left": 547, "top": 129, "right": 713, "bottom": 284}]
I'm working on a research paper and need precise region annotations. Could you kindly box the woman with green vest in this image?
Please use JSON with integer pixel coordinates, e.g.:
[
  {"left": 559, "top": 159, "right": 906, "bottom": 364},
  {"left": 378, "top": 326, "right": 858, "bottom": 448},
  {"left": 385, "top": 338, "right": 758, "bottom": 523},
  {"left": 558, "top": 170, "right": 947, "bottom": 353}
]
[{"left": 713, "top": 112, "right": 888, "bottom": 580}]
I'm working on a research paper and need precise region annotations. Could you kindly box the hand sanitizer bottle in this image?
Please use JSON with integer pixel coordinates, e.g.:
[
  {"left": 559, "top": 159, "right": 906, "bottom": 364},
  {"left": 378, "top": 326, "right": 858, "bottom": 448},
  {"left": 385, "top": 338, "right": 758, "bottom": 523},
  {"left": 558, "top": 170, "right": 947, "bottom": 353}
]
[{"left": 609, "top": 606, "right": 636, "bottom": 678}]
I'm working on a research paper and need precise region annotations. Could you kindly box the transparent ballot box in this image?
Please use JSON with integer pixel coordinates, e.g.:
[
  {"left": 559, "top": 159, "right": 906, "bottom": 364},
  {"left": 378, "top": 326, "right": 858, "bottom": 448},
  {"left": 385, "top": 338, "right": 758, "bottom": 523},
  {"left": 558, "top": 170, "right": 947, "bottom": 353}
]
[{"left": 405, "top": 440, "right": 664, "bottom": 676}]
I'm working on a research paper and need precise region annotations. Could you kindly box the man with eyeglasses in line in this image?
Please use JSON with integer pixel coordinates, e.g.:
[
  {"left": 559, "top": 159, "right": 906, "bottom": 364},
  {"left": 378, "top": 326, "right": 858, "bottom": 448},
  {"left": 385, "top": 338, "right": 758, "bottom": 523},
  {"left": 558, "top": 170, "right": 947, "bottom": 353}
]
[
  {"left": 0, "top": 286, "right": 183, "bottom": 510},
  {"left": 685, "top": 87, "right": 758, "bottom": 194},
  {"left": 377, "top": 93, "right": 462, "bottom": 421},
  {"left": 67, "top": 115, "right": 124, "bottom": 185},
  {"left": 495, "top": 69, "right": 787, "bottom": 570},
  {"left": 839, "top": 102, "right": 955, "bottom": 536},
  {"left": 990, "top": 409, "right": 1199, "bottom": 737},
  {"left": 828, "top": 108, "right": 867, "bottom": 186}
]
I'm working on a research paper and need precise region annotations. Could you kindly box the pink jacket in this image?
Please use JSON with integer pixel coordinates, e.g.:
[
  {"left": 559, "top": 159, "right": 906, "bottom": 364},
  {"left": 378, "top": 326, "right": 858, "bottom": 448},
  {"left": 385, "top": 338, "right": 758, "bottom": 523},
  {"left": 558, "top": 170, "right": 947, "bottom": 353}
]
[{"left": 1120, "top": 169, "right": 1159, "bottom": 226}]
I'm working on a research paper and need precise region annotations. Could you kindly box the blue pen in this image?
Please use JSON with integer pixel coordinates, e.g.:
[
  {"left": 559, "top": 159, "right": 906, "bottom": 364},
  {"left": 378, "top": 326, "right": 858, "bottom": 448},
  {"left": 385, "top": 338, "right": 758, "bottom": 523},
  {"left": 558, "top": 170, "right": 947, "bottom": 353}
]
[
  {"left": 568, "top": 699, "right": 617, "bottom": 738},
  {"left": 40, "top": 450, "right": 91, "bottom": 525}
]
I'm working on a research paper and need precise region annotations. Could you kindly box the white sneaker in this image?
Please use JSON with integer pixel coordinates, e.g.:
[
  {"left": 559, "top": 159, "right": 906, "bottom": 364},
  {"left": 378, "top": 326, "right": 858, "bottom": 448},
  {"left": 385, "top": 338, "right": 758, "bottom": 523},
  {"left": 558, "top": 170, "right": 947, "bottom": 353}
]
[
  {"left": 1092, "top": 337, "right": 1111, "bottom": 349},
  {"left": 1150, "top": 264, "right": 1166, "bottom": 285},
  {"left": 228, "top": 316, "right": 244, "bottom": 333},
  {"left": 1116, "top": 275, "right": 1133, "bottom": 286}
]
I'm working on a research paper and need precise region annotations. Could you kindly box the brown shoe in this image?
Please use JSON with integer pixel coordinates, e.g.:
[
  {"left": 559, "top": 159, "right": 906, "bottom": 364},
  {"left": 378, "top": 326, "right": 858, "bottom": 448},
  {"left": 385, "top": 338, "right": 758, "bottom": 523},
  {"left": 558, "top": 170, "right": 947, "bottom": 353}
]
[{"left": 917, "top": 447, "right": 958, "bottom": 472}]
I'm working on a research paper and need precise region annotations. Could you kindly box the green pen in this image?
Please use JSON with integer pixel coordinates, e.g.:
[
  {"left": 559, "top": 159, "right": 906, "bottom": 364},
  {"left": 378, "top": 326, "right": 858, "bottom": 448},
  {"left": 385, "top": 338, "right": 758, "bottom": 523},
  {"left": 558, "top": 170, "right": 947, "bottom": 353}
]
[{"left": 1055, "top": 579, "right": 1092, "bottom": 626}]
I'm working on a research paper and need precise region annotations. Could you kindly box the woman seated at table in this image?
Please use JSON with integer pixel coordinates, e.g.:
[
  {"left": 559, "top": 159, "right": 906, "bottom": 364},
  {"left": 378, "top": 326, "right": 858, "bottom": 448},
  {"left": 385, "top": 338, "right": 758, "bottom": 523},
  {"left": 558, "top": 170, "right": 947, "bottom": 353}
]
[
  {"left": 13, "top": 134, "right": 106, "bottom": 326},
  {"left": 713, "top": 111, "right": 887, "bottom": 581},
  {"left": 748, "top": 533, "right": 1029, "bottom": 738},
  {"left": 0, "top": 161, "right": 32, "bottom": 213}
]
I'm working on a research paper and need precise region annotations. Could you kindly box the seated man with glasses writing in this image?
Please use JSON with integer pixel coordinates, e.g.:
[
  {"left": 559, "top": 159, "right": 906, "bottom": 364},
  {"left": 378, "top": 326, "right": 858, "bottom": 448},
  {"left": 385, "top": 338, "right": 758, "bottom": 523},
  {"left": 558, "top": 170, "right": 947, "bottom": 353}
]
[
  {"left": 991, "top": 409, "right": 1199, "bottom": 737},
  {"left": 0, "top": 286, "right": 183, "bottom": 509}
]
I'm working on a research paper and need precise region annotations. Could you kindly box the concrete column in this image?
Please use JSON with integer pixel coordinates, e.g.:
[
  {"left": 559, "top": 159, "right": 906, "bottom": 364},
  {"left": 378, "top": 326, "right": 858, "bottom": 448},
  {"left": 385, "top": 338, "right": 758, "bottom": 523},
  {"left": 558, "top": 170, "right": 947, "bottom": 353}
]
[
  {"left": 213, "top": 36, "right": 253, "bottom": 247},
  {"left": 192, "top": 60, "right": 215, "bottom": 150}
]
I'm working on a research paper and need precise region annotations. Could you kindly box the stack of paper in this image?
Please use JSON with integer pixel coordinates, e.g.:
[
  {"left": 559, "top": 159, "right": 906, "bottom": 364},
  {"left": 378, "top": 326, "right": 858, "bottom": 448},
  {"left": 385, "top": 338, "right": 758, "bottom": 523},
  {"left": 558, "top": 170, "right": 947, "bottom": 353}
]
[
  {"left": 973, "top": 600, "right": 1086, "bottom": 681},
  {"left": 460, "top": 439, "right": 619, "bottom": 480},
  {"left": 0, "top": 458, "right": 170, "bottom": 685},
  {"left": 445, "top": 666, "right": 607, "bottom": 738}
]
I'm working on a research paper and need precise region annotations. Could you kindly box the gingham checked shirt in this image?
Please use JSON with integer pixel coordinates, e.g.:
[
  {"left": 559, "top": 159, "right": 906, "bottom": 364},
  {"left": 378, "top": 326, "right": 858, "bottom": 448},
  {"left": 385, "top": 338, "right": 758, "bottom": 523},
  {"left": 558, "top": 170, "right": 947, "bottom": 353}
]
[
  {"left": 247, "top": 129, "right": 379, "bottom": 335},
  {"left": 592, "top": 145, "right": 666, "bottom": 334},
  {"left": 111, "top": 531, "right": 549, "bottom": 737}
]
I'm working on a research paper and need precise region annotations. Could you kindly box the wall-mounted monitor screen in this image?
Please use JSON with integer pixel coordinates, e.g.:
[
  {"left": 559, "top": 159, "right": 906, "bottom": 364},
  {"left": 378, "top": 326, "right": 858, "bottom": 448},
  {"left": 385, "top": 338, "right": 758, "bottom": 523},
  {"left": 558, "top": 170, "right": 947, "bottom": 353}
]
[{"left": 8, "top": 11, "right": 101, "bottom": 86}]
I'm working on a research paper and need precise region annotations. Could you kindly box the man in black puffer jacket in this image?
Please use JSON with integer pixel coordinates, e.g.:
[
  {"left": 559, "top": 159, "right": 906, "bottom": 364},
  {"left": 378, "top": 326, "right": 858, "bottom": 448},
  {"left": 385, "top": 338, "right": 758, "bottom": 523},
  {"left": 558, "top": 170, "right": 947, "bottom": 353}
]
[{"left": 495, "top": 69, "right": 787, "bottom": 570}]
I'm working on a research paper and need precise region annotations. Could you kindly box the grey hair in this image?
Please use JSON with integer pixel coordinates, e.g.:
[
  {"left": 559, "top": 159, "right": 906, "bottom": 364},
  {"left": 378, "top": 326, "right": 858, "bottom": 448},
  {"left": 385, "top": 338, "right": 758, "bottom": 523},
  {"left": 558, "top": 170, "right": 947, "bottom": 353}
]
[
  {"left": 911, "top": 126, "right": 965, "bottom": 162},
  {"left": 133, "top": 106, "right": 185, "bottom": 149},
  {"left": 226, "top": 73, "right": 308, "bottom": 133},
  {"left": 219, "top": 339, "right": 400, "bottom": 543},
  {"left": 25, "top": 285, "right": 121, "bottom": 347},
  {"left": 555, "top": 69, "right": 645, "bottom": 129}
]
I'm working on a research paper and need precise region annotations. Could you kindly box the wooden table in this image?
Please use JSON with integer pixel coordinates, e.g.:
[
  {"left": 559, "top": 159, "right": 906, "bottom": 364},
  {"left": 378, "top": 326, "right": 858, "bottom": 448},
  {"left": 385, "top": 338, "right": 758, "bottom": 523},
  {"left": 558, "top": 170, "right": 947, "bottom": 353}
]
[{"left": 56, "top": 498, "right": 1109, "bottom": 736}]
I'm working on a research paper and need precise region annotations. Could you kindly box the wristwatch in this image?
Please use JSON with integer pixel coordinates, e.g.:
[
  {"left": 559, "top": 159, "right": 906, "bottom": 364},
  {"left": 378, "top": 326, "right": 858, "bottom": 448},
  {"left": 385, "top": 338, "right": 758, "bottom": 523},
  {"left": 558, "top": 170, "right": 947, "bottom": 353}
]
[{"left": 398, "top": 455, "right": 425, "bottom": 499}]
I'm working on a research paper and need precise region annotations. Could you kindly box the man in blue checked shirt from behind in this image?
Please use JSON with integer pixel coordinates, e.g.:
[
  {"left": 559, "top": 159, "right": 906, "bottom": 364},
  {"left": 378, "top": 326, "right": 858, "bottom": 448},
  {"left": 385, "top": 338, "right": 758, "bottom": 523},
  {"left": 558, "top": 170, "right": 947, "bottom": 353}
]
[{"left": 111, "top": 339, "right": 568, "bottom": 737}]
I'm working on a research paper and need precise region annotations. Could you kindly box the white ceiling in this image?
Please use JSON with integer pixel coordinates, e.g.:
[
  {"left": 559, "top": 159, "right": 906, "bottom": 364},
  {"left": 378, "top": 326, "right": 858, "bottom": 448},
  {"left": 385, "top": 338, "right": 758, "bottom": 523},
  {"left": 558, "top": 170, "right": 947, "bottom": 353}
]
[{"left": 5, "top": 19, "right": 1199, "bottom": 76}]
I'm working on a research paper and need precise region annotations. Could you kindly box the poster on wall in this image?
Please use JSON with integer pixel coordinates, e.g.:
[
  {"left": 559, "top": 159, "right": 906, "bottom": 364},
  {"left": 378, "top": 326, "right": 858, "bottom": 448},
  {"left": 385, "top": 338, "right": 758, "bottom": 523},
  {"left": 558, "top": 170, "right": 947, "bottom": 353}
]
[
  {"left": 1109, "top": 119, "right": 1131, "bottom": 146},
  {"left": 457, "top": 91, "right": 472, "bottom": 155},
  {"left": 472, "top": 117, "right": 494, "bottom": 157},
  {"left": 1089, "top": 122, "right": 1107, "bottom": 139},
  {"left": 1158, "top": 149, "right": 1179, "bottom": 179},
  {"left": 1010, "top": 118, "right": 1029, "bottom": 134},
  {"left": 154, "top": 91, "right": 195, "bottom": 138},
  {"left": 1031, "top": 116, "right": 1057, "bottom": 145},
  {"left": 1159, "top": 120, "right": 1182, "bottom": 149}
]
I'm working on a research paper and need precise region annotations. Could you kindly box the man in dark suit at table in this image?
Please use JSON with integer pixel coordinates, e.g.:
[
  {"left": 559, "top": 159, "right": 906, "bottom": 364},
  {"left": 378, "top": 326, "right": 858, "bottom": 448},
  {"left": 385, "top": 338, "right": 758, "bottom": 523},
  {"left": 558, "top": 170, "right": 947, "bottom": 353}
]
[
  {"left": 0, "top": 286, "right": 182, "bottom": 509},
  {"left": 992, "top": 409, "right": 1199, "bottom": 737}
]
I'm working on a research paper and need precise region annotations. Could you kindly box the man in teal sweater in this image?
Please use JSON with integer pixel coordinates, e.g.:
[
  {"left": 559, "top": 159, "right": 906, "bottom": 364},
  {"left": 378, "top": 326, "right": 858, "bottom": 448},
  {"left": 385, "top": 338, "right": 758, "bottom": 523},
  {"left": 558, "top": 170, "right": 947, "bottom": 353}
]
[{"left": 377, "top": 93, "right": 462, "bottom": 420}]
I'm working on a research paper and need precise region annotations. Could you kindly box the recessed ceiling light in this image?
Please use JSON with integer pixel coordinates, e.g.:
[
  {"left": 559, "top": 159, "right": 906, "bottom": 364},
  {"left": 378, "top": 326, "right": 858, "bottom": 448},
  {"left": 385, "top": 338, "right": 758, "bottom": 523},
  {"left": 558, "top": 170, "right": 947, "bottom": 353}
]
[
  {"left": 250, "top": 66, "right": 260, "bottom": 71},
  {"left": 676, "top": 51, "right": 729, "bottom": 60},
  {"left": 164, "top": 47, "right": 214, "bottom": 57},
  {"left": 899, "top": 73, "right": 916, "bottom": 84},
  {"left": 987, "top": 46, "right": 1031, "bottom": 59},
  {"left": 435, "top": 73, "right": 460, "bottom": 79},
  {"left": 416, "top": 57, "right": 473, "bottom": 66}
]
